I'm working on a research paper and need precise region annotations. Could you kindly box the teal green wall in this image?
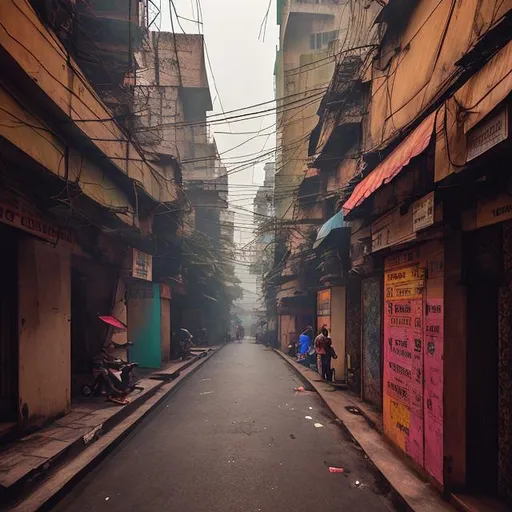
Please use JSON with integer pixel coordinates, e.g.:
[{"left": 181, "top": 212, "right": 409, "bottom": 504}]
[{"left": 128, "top": 283, "right": 162, "bottom": 369}]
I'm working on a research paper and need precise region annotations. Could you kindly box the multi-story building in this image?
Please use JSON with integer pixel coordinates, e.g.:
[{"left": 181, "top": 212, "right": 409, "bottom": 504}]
[
  {"left": 303, "top": 0, "right": 512, "bottom": 508},
  {"left": 0, "top": 0, "right": 189, "bottom": 432},
  {"left": 251, "top": 162, "right": 276, "bottom": 326},
  {"left": 133, "top": 31, "right": 236, "bottom": 344},
  {"left": 272, "top": 0, "right": 378, "bottom": 353}
]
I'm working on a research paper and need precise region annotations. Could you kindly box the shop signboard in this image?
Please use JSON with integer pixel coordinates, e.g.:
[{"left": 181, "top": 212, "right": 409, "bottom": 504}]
[
  {"left": 0, "top": 191, "right": 72, "bottom": 245},
  {"left": 412, "top": 192, "right": 434, "bottom": 232},
  {"left": 371, "top": 206, "right": 415, "bottom": 253},
  {"left": 132, "top": 248, "right": 152, "bottom": 281},
  {"left": 317, "top": 289, "right": 331, "bottom": 331},
  {"left": 467, "top": 106, "right": 508, "bottom": 161},
  {"left": 475, "top": 193, "right": 512, "bottom": 229}
]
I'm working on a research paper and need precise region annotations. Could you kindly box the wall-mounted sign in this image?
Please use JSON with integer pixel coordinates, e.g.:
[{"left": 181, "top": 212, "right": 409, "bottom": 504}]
[
  {"left": 467, "top": 106, "right": 508, "bottom": 161},
  {"left": 0, "top": 192, "right": 72, "bottom": 245},
  {"left": 317, "top": 289, "right": 331, "bottom": 317},
  {"left": 475, "top": 193, "right": 512, "bottom": 229},
  {"left": 412, "top": 192, "right": 434, "bottom": 232},
  {"left": 371, "top": 206, "right": 415, "bottom": 253},
  {"left": 384, "top": 266, "right": 425, "bottom": 286},
  {"left": 132, "top": 248, "right": 152, "bottom": 281}
]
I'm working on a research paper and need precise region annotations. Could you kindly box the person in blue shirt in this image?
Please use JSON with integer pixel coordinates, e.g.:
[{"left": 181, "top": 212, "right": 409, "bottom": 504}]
[{"left": 297, "top": 326, "right": 313, "bottom": 360}]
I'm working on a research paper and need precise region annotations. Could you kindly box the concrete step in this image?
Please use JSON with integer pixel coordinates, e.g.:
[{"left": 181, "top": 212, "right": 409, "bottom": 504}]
[
  {"left": 0, "top": 355, "right": 205, "bottom": 507},
  {"left": 5, "top": 349, "right": 220, "bottom": 512},
  {"left": 0, "top": 379, "right": 162, "bottom": 506}
]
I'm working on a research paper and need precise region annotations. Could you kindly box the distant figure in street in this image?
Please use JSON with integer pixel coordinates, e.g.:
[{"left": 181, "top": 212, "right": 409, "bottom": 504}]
[
  {"left": 196, "top": 327, "right": 208, "bottom": 346},
  {"left": 315, "top": 326, "right": 332, "bottom": 380},
  {"left": 235, "top": 324, "right": 245, "bottom": 343},
  {"left": 179, "top": 328, "right": 193, "bottom": 359},
  {"left": 297, "top": 326, "right": 313, "bottom": 361}
]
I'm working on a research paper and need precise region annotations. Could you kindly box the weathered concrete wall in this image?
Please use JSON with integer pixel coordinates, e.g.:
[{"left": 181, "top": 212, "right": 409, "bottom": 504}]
[
  {"left": 18, "top": 237, "right": 71, "bottom": 427},
  {"left": 134, "top": 32, "right": 211, "bottom": 167},
  {"left": 367, "top": 0, "right": 509, "bottom": 151},
  {"left": 0, "top": 0, "right": 178, "bottom": 204}
]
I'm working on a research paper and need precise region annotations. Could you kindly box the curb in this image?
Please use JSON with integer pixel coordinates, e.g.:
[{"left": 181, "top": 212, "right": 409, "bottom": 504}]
[
  {"left": 8, "top": 346, "right": 224, "bottom": 512},
  {"left": 273, "top": 349, "right": 455, "bottom": 512},
  {"left": 0, "top": 379, "right": 165, "bottom": 507}
]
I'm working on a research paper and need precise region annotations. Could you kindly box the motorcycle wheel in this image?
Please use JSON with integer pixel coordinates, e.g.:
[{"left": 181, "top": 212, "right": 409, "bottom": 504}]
[{"left": 81, "top": 384, "right": 93, "bottom": 397}]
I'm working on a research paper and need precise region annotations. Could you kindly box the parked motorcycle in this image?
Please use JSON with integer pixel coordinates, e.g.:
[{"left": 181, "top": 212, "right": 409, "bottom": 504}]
[{"left": 81, "top": 341, "right": 141, "bottom": 404}]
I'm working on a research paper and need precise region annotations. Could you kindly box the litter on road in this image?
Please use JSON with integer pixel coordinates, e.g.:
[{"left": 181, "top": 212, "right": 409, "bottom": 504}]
[
  {"left": 304, "top": 416, "right": 312, "bottom": 420},
  {"left": 328, "top": 467, "right": 344, "bottom": 474},
  {"left": 199, "top": 391, "right": 214, "bottom": 395},
  {"left": 314, "top": 423, "right": 324, "bottom": 428}
]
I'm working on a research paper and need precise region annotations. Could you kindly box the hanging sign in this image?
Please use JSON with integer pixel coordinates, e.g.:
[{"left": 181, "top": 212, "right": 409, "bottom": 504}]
[
  {"left": 0, "top": 192, "right": 72, "bottom": 245},
  {"left": 132, "top": 248, "right": 152, "bottom": 281}
]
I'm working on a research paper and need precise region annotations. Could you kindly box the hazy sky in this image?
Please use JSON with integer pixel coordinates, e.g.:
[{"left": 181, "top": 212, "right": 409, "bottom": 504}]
[{"left": 161, "top": 0, "right": 278, "bottom": 307}]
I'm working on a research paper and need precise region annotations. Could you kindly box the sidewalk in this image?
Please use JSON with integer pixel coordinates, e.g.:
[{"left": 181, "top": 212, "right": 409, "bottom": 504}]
[
  {"left": 0, "top": 347, "right": 220, "bottom": 511},
  {"left": 274, "top": 349, "right": 456, "bottom": 512}
]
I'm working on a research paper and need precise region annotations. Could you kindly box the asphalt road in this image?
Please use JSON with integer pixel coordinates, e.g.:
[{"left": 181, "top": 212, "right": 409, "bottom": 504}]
[{"left": 52, "top": 341, "right": 399, "bottom": 512}]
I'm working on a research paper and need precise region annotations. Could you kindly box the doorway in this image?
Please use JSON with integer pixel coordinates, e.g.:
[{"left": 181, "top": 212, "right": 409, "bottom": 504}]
[
  {"left": 465, "top": 225, "right": 501, "bottom": 497},
  {"left": 0, "top": 226, "right": 18, "bottom": 424},
  {"left": 362, "top": 276, "right": 382, "bottom": 409}
]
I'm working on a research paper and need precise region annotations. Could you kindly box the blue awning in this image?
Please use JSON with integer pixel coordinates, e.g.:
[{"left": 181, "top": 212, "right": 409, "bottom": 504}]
[{"left": 313, "top": 211, "right": 349, "bottom": 249}]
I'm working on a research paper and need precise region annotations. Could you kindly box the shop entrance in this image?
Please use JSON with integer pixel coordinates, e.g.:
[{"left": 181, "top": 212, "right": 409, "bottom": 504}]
[
  {"left": 361, "top": 276, "right": 382, "bottom": 408},
  {"left": 465, "top": 225, "right": 501, "bottom": 497},
  {"left": 0, "top": 225, "right": 18, "bottom": 424}
]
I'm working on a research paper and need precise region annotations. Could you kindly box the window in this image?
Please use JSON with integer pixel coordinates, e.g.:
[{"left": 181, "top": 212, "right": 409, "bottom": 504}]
[{"left": 309, "top": 30, "right": 339, "bottom": 50}]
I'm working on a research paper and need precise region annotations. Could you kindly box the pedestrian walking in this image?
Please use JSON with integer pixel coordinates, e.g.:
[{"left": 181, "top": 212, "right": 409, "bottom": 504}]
[
  {"left": 235, "top": 324, "right": 245, "bottom": 343},
  {"left": 314, "top": 326, "right": 333, "bottom": 380}
]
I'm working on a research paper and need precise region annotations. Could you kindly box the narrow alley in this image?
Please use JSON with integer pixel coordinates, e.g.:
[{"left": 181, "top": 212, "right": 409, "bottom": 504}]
[
  {"left": 50, "top": 342, "right": 398, "bottom": 512},
  {"left": 0, "top": 1, "right": 510, "bottom": 510}
]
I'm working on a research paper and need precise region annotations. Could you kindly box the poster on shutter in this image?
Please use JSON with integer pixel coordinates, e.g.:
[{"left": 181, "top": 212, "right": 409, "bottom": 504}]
[
  {"left": 384, "top": 296, "right": 424, "bottom": 466},
  {"left": 424, "top": 298, "right": 444, "bottom": 484}
]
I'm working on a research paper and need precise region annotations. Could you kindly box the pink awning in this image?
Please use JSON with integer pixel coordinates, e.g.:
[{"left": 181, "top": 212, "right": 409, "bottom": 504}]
[
  {"left": 342, "top": 111, "right": 437, "bottom": 215},
  {"left": 99, "top": 316, "right": 127, "bottom": 330}
]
